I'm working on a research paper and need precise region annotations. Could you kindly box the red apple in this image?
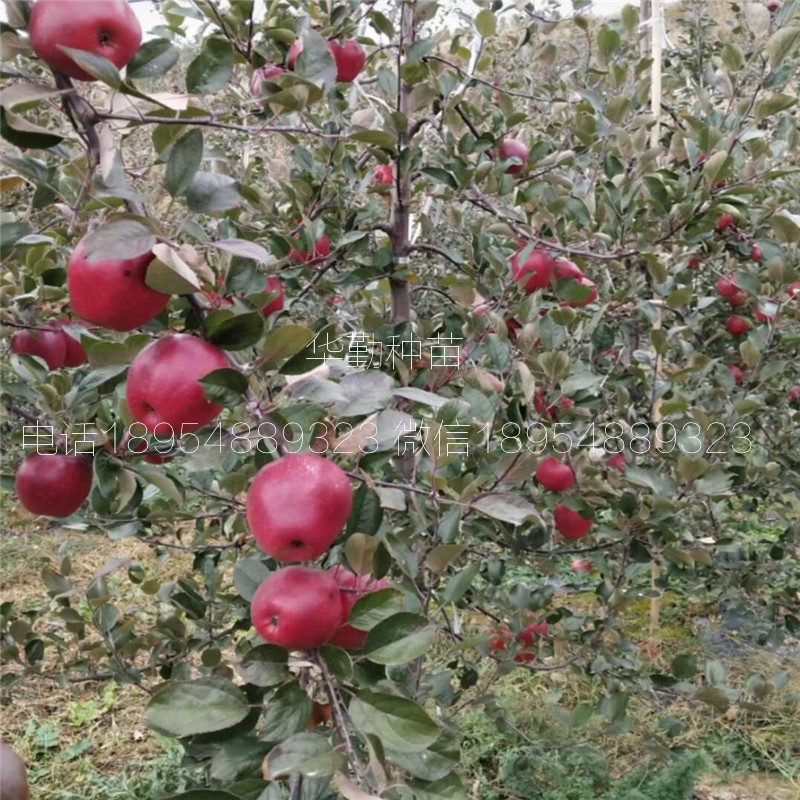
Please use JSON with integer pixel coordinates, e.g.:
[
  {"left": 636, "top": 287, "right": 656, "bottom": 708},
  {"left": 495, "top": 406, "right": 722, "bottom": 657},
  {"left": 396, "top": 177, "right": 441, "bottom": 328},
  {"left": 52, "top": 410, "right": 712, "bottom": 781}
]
[
  {"left": 15, "top": 453, "right": 92, "bottom": 517},
  {"left": 246, "top": 452, "right": 353, "bottom": 562},
  {"left": 514, "top": 620, "right": 548, "bottom": 663},
  {"left": 687, "top": 254, "right": 701, "bottom": 269},
  {"left": 251, "top": 567, "right": 343, "bottom": 650},
  {"left": 787, "top": 282, "right": 800, "bottom": 300},
  {"left": 372, "top": 163, "right": 393, "bottom": 190},
  {"left": 327, "top": 39, "right": 366, "bottom": 82},
  {"left": 126, "top": 334, "right": 229, "bottom": 432},
  {"left": 553, "top": 259, "right": 584, "bottom": 280},
  {"left": 250, "top": 62, "right": 284, "bottom": 106},
  {"left": 10, "top": 328, "right": 66, "bottom": 370},
  {"left": 727, "top": 291, "right": 748, "bottom": 307},
  {"left": 288, "top": 38, "right": 365, "bottom": 82},
  {"left": 261, "top": 276, "right": 284, "bottom": 317},
  {"left": 497, "top": 139, "right": 529, "bottom": 176},
  {"left": 571, "top": 558, "right": 592, "bottom": 573},
  {"left": 767, "top": 0, "right": 780, "bottom": 11},
  {"left": 606, "top": 452, "right": 627, "bottom": 472},
  {"left": 67, "top": 237, "right": 169, "bottom": 331},
  {"left": 536, "top": 457, "right": 575, "bottom": 492},
  {"left": 29, "top": 0, "right": 142, "bottom": 82},
  {"left": 715, "top": 212, "right": 736, "bottom": 233},
  {"left": 554, "top": 504, "right": 593, "bottom": 539},
  {"left": 751, "top": 246, "right": 761, "bottom": 263},
  {"left": 754, "top": 300, "right": 778, "bottom": 323},
  {"left": 326, "top": 565, "right": 390, "bottom": 650},
  {"left": 511, "top": 248, "right": 555, "bottom": 293},
  {"left": 288, "top": 233, "right": 330, "bottom": 264},
  {"left": 789, "top": 386, "right": 800, "bottom": 401},
  {"left": 726, "top": 315, "right": 749, "bottom": 336},
  {"left": 489, "top": 625, "right": 510, "bottom": 652},
  {"left": 727, "top": 364, "right": 744, "bottom": 385},
  {"left": 51, "top": 319, "right": 88, "bottom": 366},
  {"left": 715, "top": 276, "right": 738, "bottom": 298}
]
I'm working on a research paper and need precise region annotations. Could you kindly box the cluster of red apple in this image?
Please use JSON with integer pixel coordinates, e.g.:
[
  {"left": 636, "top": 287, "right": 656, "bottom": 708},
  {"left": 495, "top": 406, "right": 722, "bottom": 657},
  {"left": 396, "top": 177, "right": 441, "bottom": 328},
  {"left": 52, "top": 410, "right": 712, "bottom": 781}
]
[
  {"left": 511, "top": 248, "right": 597, "bottom": 306},
  {"left": 246, "top": 452, "right": 388, "bottom": 651}
]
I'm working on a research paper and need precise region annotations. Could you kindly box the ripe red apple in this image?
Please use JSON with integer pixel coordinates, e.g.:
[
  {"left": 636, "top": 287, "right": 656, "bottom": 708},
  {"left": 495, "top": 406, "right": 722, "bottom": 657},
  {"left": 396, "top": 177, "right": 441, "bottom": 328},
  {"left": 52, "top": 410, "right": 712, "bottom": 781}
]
[
  {"left": 15, "top": 453, "right": 92, "bottom": 517},
  {"left": 767, "top": 0, "right": 780, "bottom": 11},
  {"left": 727, "top": 363, "right": 744, "bottom": 385},
  {"left": 511, "top": 248, "right": 555, "bottom": 293},
  {"left": 489, "top": 625, "right": 510, "bottom": 652},
  {"left": 553, "top": 259, "right": 583, "bottom": 280},
  {"left": 251, "top": 566, "right": 343, "bottom": 650},
  {"left": 754, "top": 300, "right": 778, "bottom": 323},
  {"left": 497, "top": 139, "right": 529, "bottom": 176},
  {"left": 372, "top": 163, "right": 393, "bottom": 189},
  {"left": 326, "top": 565, "right": 390, "bottom": 649},
  {"left": 261, "top": 275, "right": 284, "bottom": 317},
  {"left": 715, "top": 276, "right": 738, "bottom": 298},
  {"left": 606, "top": 452, "right": 627, "bottom": 472},
  {"left": 726, "top": 315, "right": 749, "bottom": 336},
  {"left": 514, "top": 620, "right": 548, "bottom": 663},
  {"left": 10, "top": 328, "right": 66, "bottom": 370},
  {"left": 554, "top": 504, "right": 593, "bottom": 539},
  {"left": 328, "top": 39, "right": 366, "bottom": 82},
  {"left": 571, "top": 558, "right": 592, "bottom": 573},
  {"left": 536, "top": 457, "right": 575, "bottom": 492},
  {"left": 51, "top": 319, "right": 88, "bottom": 366},
  {"left": 29, "top": 0, "right": 142, "bottom": 82},
  {"left": 715, "top": 212, "right": 736, "bottom": 233},
  {"left": 727, "top": 291, "right": 748, "bottom": 307},
  {"left": 250, "top": 62, "right": 284, "bottom": 106},
  {"left": 246, "top": 452, "right": 353, "bottom": 561},
  {"left": 288, "top": 233, "right": 330, "bottom": 264},
  {"left": 67, "top": 237, "right": 169, "bottom": 331},
  {"left": 687, "top": 254, "right": 701, "bottom": 269},
  {"left": 288, "top": 38, "right": 365, "bottom": 82},
  {"left": 126, "top": 334, "right": 229, "bottom": 432},
  {"left": 751, "top": 246, "right": 761, "bottom": 263},
  {"left": 789, "top": 386, "right": 800, "bottom": 401}
]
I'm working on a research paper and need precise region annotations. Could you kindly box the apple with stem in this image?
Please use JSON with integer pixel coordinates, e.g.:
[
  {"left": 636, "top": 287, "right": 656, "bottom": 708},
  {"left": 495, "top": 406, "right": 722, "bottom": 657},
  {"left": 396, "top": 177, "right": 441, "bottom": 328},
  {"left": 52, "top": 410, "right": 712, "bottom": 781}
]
[{"left": 251, "top": 567, "right": 343, "bottom": 650}]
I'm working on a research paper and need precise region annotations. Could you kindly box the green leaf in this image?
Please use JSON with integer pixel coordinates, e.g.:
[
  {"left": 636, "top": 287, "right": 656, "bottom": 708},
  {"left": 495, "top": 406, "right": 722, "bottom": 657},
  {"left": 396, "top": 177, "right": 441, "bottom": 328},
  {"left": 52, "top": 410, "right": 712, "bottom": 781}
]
[
  {"left": 755, "top": 93, "right": 796, "bottom": 120},
  {"left": 264, "top": 733, "right": 344, "bottom": 779},
  {"left": 185, "top": 172, "right": 242, "bottom": 213},
  {"left": 128, "top": 38, "right": 180, "bottom": 79},
  {"left": 349, "top": 588, "right": 406, "bottom": 631},
  {"left": 260, "top": 324, "right": 315, "bottom": 368},
  {"left": 147, "top": 679, "right": 250, "bottom": 737},
  {"left": 350, "top": 130, "right": 397, "bottom": 150},
  {"left": 694, "top": 686, "right": 730, "bottom": 711},
  {"left": 766, "top": 26, "right": 800, "bottom": 68},
  {"left": 82, "top": 216, "right": 155, "bottom": 262},
  {"left": 441, "top": 563, "right": 479, "bottom": 604},
  {"left": 165, "top": 129, "right": 204, "bottom": 197},
  {"left": 349, "top": 690, "right": 441, "bottom": 752},
  {"left": 205, "top": 311, "right": 264, "bottom": 351},
  {"left": 233, "top": 557, "right": 271, "bottom": 602},
  {"left": 421, "top": 167, "right": 459, "bottom": 189},
  {"left": 58, "top": 46, "right": 121, "bottom": 87},
  {"left": 671, "top": 653, "right": 697, "bottom": 680},
  {"left": 425, "top": 545, "right": 466, "bottom": 573},
  {"left": 186, "top": 37, "right": 234, "bottom": 94},
  {"left": 236, "top": 644, "right": 288, "bottom": 688},
  {"left": 200, "top": 368, "right": 249, "bottom": 405},
  {"left": 475, "top": 9, "right": 496, "bottom": 37},
  {"left": 597, "top": 28, "right": 621, "bottom": 59},
  {"left": 296, "top": 30, "right": 337, "bottom": 90},
  {"left": 0, "top": 107, "right": 63, "bottom": 149},
  {"left": 259, "top": 683, "right": 313, "bottom": 742},
  {"left": 705, "top": 659, "right": 727, "bottom": 687},
  {"left": 364, "top": 613, "right": 434, "bottom": 665},
  {"left": 471, "top": 493, "right": 541, "bottom": 526},
  {"left": 146, "top": 243, "right": 201, "bottom": 294}
]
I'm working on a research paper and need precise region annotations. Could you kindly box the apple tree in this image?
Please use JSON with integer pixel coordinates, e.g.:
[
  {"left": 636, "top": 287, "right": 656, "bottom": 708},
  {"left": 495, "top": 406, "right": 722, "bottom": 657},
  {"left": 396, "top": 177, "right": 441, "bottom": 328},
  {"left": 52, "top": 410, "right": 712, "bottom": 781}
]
[{"left": 1, "top": 0, "right": 799, "bottom": 797}]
